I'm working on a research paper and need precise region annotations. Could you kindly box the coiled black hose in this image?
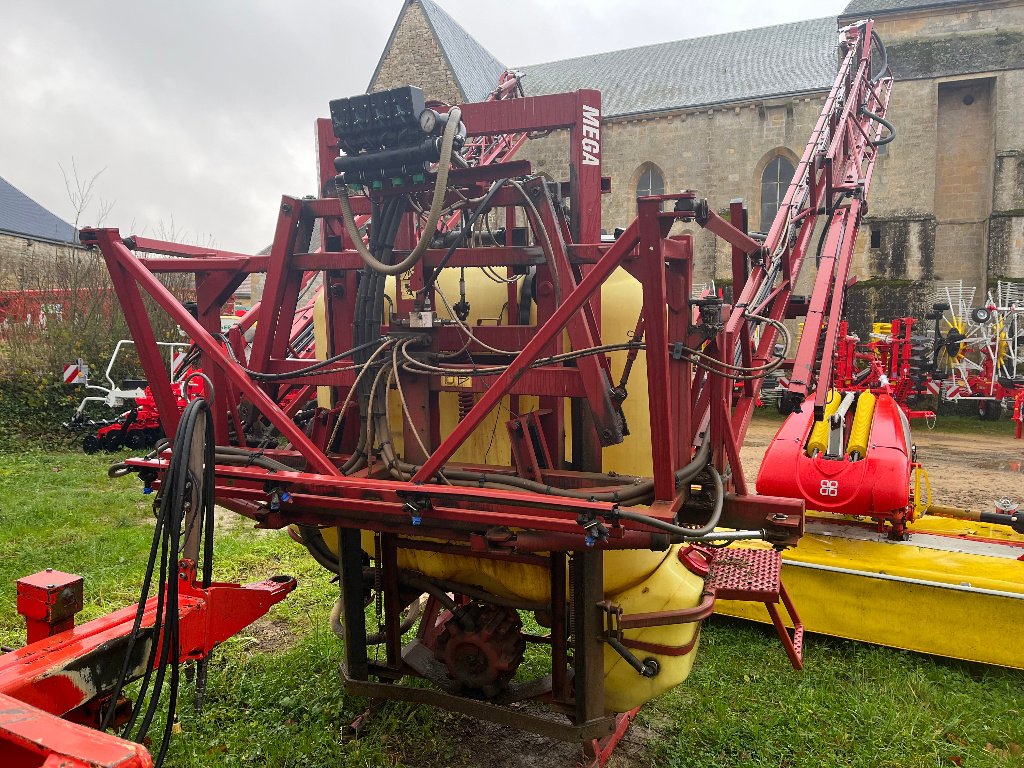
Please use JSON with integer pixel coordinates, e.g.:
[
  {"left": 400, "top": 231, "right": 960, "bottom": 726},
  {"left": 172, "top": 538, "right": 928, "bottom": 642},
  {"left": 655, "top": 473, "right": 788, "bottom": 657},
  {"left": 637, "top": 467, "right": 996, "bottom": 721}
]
[
  {"left": 101, "top": 397, "right": 215, "bottom": 767},
  {"left": 861, "top": 106, "right": 896, "bottom": 147}
]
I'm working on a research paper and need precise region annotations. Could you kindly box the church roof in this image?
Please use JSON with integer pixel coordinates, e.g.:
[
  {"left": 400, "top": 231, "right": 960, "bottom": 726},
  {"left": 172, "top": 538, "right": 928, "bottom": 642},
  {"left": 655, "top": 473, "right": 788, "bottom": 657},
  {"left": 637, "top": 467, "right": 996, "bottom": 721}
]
[
  {"left": 841, "top": 0, "right": 965, "bottom": 16},
  {"left": 369, "top": 0, "right": 506, "bottom": 104},
  {"left": 419, "top": 0, "right": 506, "bottom": 102},
  {"left": 517, "top": 17, "right": 840, "bottom": 118},
  {"left": 0, "top": 174, "right": 77, "bottom": 244}
]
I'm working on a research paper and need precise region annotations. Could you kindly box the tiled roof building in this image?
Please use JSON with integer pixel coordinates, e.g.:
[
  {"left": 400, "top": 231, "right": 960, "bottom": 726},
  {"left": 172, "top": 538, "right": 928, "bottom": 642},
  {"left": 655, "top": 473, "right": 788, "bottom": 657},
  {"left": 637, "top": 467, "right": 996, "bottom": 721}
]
[
  {"left": 0, "top": 175, "right": 76, "bottom": 245},
  {"left": 0, "top": 174, "right": 78, "bottom": 289},
  {"left": 368, "top": 0, "right": 1024, "bottom": 330}
]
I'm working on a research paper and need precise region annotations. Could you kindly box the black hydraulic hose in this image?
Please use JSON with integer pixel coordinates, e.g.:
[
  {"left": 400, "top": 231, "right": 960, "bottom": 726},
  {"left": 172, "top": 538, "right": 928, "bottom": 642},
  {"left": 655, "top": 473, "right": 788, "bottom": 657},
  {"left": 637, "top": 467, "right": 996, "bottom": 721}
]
[
  {"left": 344, "top": 195, "right": 407, "bottom": 475},
  {"left": 105, "top": 403, "right": 199, "bottom": 735},
  {"left": 384, "top": 435, "right": 709, "bottom": 505},
  {"left": 223, "top": 336, "right": 387, "bottom": 381},
  {"left": 297, "top": 525, "right": 343, "bottom": 573},
  {"left": 870, "top": 29, "right": 888, "bottom": 85},
  {"left": 389, "top": 456, "right": 653, "bottom": 502},
  {"left": 100, "top": 482, "right": 168, "bottom": 730},
  {"left": 813, "top": 191, "right": 849, "bottom": 268},
  {"left": 131, "top": 399, "right": 209, "bottom": 756},
  {"left": 862, "top": 106, "right": 896, "bottom": 147},
  {"left": 99, "top": 398, "right": 212, "bottom": 767},
  {"left": 676, "top": 438, "right": 712, "bottom": 485},
  {"left": 212, "top": 450, "right": 293, "bottom": 473},
  {"left": 396, "top": 573, "right": 460, "bottom": 613},
  {"left": 614, "top": 465, "right": 724, "bottom": 538}
]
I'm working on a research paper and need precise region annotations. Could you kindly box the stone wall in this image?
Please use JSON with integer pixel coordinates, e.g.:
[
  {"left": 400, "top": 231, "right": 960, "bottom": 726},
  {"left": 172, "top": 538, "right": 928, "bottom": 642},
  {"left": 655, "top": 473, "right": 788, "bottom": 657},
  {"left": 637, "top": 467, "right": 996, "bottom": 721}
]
[
  {"left": 371, "top": 0, "right": 1024, "bottom": 327},
  {"left": 844, "top": 1, "right": 1024, "bottom": 322},
  {"left": 369, "top": 1, "right": 464, "bottom": 105},
  {"left": 517, "top": 95, "right": 827, "bottom": 284},
  {"left": 0, "top": 232, "right": 75, "bottom": 290},
  {"left": 849, "top": 1, "right": 1024, "bottom": 42}
]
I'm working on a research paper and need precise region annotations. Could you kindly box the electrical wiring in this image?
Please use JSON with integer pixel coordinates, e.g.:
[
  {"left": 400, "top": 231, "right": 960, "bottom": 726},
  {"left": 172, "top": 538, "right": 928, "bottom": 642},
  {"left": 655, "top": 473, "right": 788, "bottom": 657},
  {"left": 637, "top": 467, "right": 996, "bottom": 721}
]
[
  {"left": 326, "top": 338, "right": 398, "bottom": 458},
  {"left": 479, "top": 214, "right": 527, "bottom": 284},
  {"left": 222, "top": 334, "right": 383, "bottom": 380},
  {"left": 435, "top": 283, "right": 522, "bottom": 355},
  {"left": 363, "top": 356, "right": 393, "bottom": 468},
  {"left": 391, "top": 343, "right": 452, "bottom": 485},
  {"left": 420, "top": 177, "right": 510, "bottom": 297},
  {"left": 480, "top": 264, "right": 524, "bottom": 284}
]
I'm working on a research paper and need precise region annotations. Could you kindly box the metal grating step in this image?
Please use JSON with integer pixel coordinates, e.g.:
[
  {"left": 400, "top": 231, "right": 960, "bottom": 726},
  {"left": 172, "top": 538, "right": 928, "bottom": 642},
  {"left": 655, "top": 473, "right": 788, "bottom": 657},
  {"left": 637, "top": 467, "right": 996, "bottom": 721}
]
[{"left": 707, "top": 548, "right": 783, "bottom": 603}]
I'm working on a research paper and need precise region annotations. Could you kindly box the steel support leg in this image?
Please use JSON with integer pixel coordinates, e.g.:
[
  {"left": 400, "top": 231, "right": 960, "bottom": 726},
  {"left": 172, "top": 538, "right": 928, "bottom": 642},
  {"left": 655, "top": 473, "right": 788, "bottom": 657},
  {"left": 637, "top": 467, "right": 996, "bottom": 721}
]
[
  {"left": 572, "top": 550, "right": 605, "bottom": 724},
  {"left": 338, "top": 527, "right": 369, "bottom": 681}
]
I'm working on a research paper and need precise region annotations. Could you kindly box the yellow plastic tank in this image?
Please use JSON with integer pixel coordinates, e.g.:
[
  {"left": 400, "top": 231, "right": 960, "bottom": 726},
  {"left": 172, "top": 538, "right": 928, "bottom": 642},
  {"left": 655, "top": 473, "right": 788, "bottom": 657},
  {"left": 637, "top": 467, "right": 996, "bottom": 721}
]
[
  {"left": 316, "top": 527, "right": 675, "bottom": 602},
  {"left": 602, "top": 544, "right": 705, "bottom": 713},
  {"left": 308, "top": 268, "right": 707, "bottom": 713}
]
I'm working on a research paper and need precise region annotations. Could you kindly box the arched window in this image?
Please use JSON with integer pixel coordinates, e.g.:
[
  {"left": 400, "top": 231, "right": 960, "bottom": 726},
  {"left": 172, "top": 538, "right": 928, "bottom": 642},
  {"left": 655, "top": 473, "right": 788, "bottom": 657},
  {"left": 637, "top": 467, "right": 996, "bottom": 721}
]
[
  {"left": 635, "top": 165, "right": 665, "bottom": 198},
  {"left": 760, "top": 155, "right": 795, "bottom": 230}
]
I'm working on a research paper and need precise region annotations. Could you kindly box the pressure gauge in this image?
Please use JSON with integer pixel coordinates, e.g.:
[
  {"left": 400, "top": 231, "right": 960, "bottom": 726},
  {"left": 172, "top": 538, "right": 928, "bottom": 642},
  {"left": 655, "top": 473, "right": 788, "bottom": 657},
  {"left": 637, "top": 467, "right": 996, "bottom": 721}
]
[{"left": 419, "top": 108, "right": 440, "bottom": 134}]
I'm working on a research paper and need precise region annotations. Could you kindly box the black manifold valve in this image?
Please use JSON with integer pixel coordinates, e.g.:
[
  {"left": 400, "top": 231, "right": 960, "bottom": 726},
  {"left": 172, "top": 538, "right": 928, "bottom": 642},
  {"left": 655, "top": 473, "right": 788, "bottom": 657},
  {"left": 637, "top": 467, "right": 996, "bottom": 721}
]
[{"left": 330, "top": 85, "right": 465, "bottom": 186}]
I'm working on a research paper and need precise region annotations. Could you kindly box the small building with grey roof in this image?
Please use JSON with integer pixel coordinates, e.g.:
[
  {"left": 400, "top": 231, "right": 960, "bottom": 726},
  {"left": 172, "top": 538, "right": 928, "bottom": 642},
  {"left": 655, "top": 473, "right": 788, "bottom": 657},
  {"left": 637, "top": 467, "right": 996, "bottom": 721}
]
[{"left": 0, "top": 174, "right": 79, "bottom": 289}]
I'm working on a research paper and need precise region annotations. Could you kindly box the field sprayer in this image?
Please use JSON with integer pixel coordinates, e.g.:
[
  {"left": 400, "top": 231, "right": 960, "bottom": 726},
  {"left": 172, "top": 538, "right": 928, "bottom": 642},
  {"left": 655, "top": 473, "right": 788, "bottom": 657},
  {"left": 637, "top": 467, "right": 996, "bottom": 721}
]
[{"left": 8, "top": 20, "right": 1015, "bottom": 768}]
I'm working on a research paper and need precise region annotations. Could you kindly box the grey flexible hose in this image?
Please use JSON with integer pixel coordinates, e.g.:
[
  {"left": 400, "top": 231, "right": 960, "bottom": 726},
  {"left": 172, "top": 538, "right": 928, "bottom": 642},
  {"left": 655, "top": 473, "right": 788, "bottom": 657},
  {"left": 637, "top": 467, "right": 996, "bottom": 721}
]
[
  {"left": 336, "top": 107, "right": 463, "bottom": 276},
  {"left": 614, "top": 465, "right": 724, "bottom": 538}
]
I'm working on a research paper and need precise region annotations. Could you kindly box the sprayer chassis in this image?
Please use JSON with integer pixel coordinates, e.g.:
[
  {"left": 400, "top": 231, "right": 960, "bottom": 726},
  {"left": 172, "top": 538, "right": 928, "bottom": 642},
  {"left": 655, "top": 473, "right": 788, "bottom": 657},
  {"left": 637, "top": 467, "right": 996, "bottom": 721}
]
[{"left": 63, "top": 20, "right": 888, "bottom": 764}]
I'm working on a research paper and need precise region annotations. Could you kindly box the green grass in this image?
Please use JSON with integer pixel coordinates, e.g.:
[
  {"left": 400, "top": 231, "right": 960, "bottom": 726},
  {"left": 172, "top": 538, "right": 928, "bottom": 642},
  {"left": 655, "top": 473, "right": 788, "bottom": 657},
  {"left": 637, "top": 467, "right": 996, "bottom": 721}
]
[{"left": 2, "top": 450, "right": 1022, "bottom": 767}]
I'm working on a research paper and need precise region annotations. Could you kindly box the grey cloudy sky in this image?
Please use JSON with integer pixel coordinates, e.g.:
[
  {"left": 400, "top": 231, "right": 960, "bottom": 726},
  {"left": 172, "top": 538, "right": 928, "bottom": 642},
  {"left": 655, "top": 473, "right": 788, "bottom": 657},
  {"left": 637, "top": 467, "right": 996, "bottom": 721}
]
[{"left": 0, "top": 0, "right": 848, "bottom": 252}]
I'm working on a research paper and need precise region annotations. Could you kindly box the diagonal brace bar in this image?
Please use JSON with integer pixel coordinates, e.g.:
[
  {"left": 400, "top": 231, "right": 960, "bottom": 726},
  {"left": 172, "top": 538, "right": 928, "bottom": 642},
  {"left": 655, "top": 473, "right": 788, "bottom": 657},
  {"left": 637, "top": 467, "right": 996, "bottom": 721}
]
[{"left": 412, "top": 220, "right": 641, "bottom": 483}]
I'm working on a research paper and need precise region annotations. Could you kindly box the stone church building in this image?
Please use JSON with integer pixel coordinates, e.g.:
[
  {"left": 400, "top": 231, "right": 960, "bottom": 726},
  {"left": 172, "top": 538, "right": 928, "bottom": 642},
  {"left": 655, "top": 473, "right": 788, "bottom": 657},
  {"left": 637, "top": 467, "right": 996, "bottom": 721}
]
[{"left": 369, "top": 0, "right": 1024, "bottom": 323}]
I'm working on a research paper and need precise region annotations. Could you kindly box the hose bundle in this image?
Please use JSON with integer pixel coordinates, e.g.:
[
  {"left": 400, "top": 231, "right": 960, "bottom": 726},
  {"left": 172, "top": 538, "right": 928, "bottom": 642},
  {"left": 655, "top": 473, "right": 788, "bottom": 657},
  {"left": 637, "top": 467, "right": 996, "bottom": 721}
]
[{"left": 102, "top": 397, "right": 215, "bottom": 768}]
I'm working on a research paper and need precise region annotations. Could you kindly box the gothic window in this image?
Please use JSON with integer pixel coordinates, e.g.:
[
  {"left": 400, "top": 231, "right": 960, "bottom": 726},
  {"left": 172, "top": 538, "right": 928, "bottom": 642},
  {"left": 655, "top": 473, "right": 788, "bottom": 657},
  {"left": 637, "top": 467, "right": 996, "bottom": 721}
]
[
  {"left": 760, "top": 155, "right": 795, "bottom": 230},
  {"left": 635, "top": 165, "right": 665, "bottom": 198}
]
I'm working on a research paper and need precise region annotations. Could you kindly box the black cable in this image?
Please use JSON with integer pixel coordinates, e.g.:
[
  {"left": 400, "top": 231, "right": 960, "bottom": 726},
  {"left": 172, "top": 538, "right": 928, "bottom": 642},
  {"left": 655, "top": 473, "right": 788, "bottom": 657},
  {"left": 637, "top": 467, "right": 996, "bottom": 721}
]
[
  {"left": 102, "top": 398, "right": 214, "bottom": 768},
  {"left": 420, "top": 178, "right": 508, "bottom": 299}
]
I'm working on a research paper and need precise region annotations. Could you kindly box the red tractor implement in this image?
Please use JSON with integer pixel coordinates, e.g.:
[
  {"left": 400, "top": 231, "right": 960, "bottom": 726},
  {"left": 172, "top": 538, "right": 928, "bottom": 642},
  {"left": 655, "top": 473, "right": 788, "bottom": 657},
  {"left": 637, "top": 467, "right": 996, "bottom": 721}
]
[{"left": 13, "top": 23, "right": 996, "bottom": 768}]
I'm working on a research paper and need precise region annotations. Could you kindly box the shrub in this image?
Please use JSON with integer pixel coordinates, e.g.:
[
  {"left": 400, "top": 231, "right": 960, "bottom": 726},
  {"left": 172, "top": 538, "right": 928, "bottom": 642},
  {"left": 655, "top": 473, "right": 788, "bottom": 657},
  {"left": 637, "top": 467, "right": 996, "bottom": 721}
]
[{"left": 0, "top": 244, "right": 190, "bottom": 444}]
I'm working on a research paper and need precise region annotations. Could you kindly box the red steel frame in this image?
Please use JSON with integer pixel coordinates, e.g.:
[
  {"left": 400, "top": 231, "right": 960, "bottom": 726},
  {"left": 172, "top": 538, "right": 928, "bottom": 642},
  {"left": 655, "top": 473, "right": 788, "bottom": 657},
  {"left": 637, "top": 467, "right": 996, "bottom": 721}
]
[
  {"left": 0, "top": 563, "right": 294, "bottom": 768},
  {"left": 8, "top": 21, "right": 889, "bottom": 767},
  {"left": 80, "top": 89, "right": 810, "bottom": 544}
]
